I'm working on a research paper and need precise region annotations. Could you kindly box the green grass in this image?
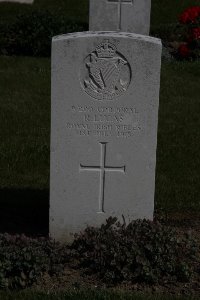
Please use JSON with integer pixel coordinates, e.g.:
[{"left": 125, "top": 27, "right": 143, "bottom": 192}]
[
  {"left": 0, "top": 291, "right": 198, "bottom": 300},
  {"left": 0, "top": 57, "right": 200, "bottom": 211},
  {"left": 0, "top": 0, "right": 199, "bottom": 27},
  {"left": 156, "top": 61, "right": 200, "bottom": 211},
  {"left": 0, "top": 56, "right": 50, "bottom": 188}
]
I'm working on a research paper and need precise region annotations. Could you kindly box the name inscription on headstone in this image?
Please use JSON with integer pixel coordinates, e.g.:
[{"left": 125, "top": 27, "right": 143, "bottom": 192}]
[{"left": 66, "top": 105, "right": 141, "bottom": 139}]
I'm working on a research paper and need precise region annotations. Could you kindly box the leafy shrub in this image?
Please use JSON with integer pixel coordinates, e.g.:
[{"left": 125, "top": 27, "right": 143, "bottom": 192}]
[
  {"left": 71, "top": 217, "right": 199, "bottom": 285},
  {"left": 0, "top": 10, "right": 88, "bottom": 57},
  {"left": 0, "top": 234, "right": 69, "bottom": 289},
  {"left": 0, "top": 219, "right": 199, "bottom": 290}
]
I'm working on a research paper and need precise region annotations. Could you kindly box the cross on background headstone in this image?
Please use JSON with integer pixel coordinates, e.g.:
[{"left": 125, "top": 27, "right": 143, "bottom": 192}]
[
  {"left": 89, "top": 0, "right": 151, "bottom": 35},
  {"left": 80, "top": 142, "right": 126, "bottom": 213},
  {"left": 108, "top": 0, "right": 134, "bottom": 30}
]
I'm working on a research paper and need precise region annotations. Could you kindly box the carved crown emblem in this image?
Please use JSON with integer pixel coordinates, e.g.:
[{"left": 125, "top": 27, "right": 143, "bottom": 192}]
[
  {"left": 80, "top": 40, "right": 132, "bottom": 101},
  {"left": 95, "top": 40, "right": 116, "bottom": 58}
]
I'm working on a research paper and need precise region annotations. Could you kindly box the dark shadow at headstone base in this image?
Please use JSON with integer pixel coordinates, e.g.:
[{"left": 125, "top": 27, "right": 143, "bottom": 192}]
[{"left": 0, "top": 189, "right": 49, "bottom": 237}]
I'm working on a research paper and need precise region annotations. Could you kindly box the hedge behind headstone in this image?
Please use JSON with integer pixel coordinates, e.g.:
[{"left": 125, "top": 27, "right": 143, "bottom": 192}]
[{"left": 0, "top": 10, "right": 88, "bottom": 57}]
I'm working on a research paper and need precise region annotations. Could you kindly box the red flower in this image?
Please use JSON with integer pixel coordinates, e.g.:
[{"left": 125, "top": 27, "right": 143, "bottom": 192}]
[
  {"left": 191, "top": 27, "right": 200, "bottom": 40},
  {"left": 179, "top": 6, "right": 200, "bottom": 24},
  {"left": 178, "top": 44, "right": 190, "bottom": 58}
]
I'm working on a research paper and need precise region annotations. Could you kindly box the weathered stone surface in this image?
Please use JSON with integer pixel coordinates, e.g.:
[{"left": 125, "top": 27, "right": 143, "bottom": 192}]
[
  {"left": 0, "top": 0, "right": 34, "bottom": 3},
  {"left": 50, "top": 32, "right": 162, "bottom": 242},
  {"left": 89, "top": 0, "right": 151, "bottom": 35}
]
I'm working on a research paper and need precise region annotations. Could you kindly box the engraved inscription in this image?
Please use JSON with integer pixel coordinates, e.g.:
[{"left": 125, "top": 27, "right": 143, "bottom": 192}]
[
  {"left": 66, "top": 105, "right": 142, "bottom": 139},
  {"left": 81, "top": 40, "right": 131, "bottom": 100},
  {"left": 80, "top": 142, "right": 125, "bottom": 213},
  {"left": 108, "top": 0, "right": 134, "bottom": 30}
]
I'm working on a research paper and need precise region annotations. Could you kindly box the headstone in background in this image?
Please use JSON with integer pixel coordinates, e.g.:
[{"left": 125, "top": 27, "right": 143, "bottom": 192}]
[
  {"left": 89, "top": 0, "right": 151, "bottom": 35},
  {"left": 50, "top": 32, "right": 162, "bottom": 242},
  {"left": 0, "top": 0, "right": 34, "bottom": 3}
]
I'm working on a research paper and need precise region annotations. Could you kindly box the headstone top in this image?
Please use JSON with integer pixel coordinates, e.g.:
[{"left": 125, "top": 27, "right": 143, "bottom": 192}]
[
  {"left": 53, "top": 31, "right": 161, "bottom": 46},
  {"left": 89, "top": 0, "right": 151, "bottom": 35}
]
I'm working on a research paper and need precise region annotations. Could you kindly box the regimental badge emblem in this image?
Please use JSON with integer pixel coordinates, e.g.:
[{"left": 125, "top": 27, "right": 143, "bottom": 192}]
[{"left": 80, "top": 40, "right": 132, "bottom": 100}]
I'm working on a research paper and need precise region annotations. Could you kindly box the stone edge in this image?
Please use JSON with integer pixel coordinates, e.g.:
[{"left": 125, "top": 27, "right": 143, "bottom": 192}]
[{"left": 52, "top": 31, "right": 162, "bottom": 46}]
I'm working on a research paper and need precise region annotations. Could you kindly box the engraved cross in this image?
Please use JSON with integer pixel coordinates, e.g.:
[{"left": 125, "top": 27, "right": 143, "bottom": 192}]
[
  {"left": 107, "top": 0, "right": 134, "bottom": 30},
  {"left": 80, "top": 142, "right": 126, "bottom": 213}
]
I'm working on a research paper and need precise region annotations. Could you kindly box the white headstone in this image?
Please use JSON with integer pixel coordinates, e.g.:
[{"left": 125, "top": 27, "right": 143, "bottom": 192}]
[
  {"left": 0, "top": 0, "right": 34, "bottom": 3},
  {"left": 89, "top": 0, "right": 151, "bottom": 35},
  {"left": 50, "top": 32, "right": 162, "bottom": 242}
]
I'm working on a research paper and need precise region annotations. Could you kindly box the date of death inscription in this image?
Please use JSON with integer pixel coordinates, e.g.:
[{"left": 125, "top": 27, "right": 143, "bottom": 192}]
[{"left": 66, "top": 105, "right": 142, "bottom": 139}]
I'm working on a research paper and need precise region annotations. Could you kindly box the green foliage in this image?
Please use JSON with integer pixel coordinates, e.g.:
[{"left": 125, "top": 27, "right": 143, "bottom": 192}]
[
  {"left": 0, "top": 219, "right": 199, "bottom": 291},
  {"left": 0, "top": 0, "right": 89, "bottom": 24},
  {"left": 150, "top": 0, "right": 200, "bottom": 27},
  {"left": 0, "top": 234, "right": 69, "bottom": 289},
  {"left": 71, "top": 218, "right": 199, "bottom": 285},
  {"left": 0, "top": 10, "right": 88, "bottom": 57},
  {"left": 150, "top": 24, "right": 185, "bottom": 42}
]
